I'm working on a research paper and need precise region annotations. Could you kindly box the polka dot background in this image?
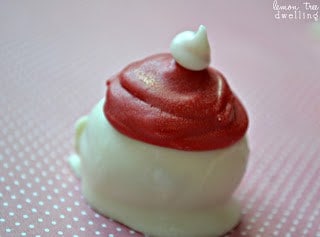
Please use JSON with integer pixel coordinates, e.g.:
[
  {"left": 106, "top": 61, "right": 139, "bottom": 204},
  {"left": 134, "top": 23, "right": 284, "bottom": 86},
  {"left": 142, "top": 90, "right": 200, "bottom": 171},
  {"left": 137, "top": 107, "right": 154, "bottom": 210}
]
[{"left": 1, "top": 1, "right": 320, "bottom": 237}]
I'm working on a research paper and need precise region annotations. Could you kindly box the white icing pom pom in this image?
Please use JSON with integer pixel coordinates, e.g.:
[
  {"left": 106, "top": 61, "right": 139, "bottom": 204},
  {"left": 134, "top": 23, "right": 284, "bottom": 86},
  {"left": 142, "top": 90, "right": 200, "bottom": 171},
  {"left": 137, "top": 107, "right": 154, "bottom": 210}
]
[{"left": 170, "top": 25, "right": 211, "bottom": 71}]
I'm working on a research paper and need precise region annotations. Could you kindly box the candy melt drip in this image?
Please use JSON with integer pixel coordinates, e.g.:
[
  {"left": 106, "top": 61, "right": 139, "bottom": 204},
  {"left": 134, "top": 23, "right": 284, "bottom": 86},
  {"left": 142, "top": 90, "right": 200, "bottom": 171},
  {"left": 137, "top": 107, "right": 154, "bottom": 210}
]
[{"left": 104, "top": 54, "right": 248, "bottom": 151}]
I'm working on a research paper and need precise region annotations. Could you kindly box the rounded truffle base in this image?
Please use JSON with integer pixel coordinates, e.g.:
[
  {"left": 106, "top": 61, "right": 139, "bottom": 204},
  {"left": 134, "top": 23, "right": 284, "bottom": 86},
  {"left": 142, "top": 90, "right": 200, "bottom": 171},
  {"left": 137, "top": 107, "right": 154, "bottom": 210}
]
[
  {"left": 70, "top": 99, "right": 248, "bottom": 237},
  {"left": 82, "top": 179, "right": 241, "bottom": 237}
]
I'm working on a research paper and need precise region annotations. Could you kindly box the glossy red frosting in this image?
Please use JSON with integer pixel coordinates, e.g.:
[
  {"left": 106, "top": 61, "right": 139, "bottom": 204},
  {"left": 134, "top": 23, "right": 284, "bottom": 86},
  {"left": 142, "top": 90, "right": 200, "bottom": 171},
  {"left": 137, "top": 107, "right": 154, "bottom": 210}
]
[{"left": 104, "top": 53, "right": 248, "bottom": 151}]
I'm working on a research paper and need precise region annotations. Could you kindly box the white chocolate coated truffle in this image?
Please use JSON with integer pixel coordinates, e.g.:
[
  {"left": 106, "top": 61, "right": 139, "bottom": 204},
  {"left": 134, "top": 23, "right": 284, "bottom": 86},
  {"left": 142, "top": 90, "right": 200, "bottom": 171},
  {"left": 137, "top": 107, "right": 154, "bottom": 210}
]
[{"left": 69, "top": 99, "right": 249, "bottom": 237}]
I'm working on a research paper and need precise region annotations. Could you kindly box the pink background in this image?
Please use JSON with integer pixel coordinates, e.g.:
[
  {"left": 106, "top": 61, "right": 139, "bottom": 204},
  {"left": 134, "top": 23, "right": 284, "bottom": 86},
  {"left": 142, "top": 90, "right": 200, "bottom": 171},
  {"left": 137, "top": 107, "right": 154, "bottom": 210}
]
[{"left": 1, "top": 1, "right": 320, "bottom": 236}]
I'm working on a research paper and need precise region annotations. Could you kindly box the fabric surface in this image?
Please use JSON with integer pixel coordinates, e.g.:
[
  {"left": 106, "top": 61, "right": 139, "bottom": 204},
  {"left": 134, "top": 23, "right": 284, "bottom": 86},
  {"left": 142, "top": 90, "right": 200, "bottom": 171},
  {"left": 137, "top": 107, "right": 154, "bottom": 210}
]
[{"left": 1, "top": 1, "right": 320, "bottom": 236}]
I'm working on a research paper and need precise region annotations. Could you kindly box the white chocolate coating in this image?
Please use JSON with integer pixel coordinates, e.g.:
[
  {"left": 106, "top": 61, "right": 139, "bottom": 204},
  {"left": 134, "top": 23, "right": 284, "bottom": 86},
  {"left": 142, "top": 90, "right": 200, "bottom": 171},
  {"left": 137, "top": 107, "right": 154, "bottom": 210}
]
[
  {"left": 70, "top": 99, "right": 249, "bottom": 237},
  {"left": 170, "top": 25, "right": 211, "bottom": 71}
]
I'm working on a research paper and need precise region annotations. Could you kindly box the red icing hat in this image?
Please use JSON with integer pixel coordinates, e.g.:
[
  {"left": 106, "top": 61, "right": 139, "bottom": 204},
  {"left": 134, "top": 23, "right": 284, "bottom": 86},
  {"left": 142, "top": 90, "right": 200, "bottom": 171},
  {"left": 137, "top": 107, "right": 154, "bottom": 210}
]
[{"left": 104, "top": 53, "right": 248, "bottom": 151}]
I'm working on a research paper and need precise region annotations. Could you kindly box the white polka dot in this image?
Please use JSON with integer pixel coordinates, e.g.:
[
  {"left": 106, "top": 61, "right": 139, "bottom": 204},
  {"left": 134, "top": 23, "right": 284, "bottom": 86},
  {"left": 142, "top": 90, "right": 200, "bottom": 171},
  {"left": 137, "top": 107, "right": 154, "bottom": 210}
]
[
  {"left": 74, "top": 201, "right": 80, "bottom": 206},
  {"left": 30, "top": 154, "right": 36, "bottom": 161},
  {"left": 9, "top": 212, "right": 14, "bottom": 216},
  {"left": 109, "top": 234, "right": 114, "bottom": 237},
  {"left": 73, "top": 217, "right": 79, "bottom": 221},
  {"left": 23, "top": 160, "right": 29, "bottom": 166},
  {"left": 38, "top": 218, "right": 43, "bottom": 222},
  {"left": 20, "top": 189, "right": 25, "bottom": 194},
  {"left": 0, "top": 218, "right": 5, "bottom": 222},
  {"left": 67, "top": 224, "right": 72, "bottom": 229},
  {"left": 94, "top": 213, "right": 100, "bottom": 218},
  {"left": 5, "top": 185, "right": 11, "bottom": 191},
  {"left": 73, "top": 235, "right": 79, "bottom": 237},
  {"left": 23, "top": 214, "right": 28, "bottom": 219},
  {"left": 29, "top": 224, "right": 34, "bottom": 229},
  {"left": 129, "top": 230, "right": 136, "bottom": 234},
  {"left": 116, "top": 227, "right": 122, "bottom": 232},
  {"left": 80, "top": 227, "right": 86, "bottom": 231},
  {"left": 255, "top": 212, "right": 262, "bottom": 218},
  {"left": 88, "top": 220, "right": 93, "bottom": 225},
  {"left": 52, "top": 221, "right": 56, "bottom": 225},
  {"left": 3, "top": 202, "right": 8, "bottom": 207},
  {"left": 241, "top": 231, "right": 247, "bottom": 236},
  {"left": 6, "top": 228, "right": 11, "bottom": 233},
  {"left": 21, "top": 232, "right": 26, "bottom": 236},
  {"left": 45, "top": 211, "right": 50, "bottom": 215},
  {"left": 38, "top": 149, "right": 44, "bottom": 156},
  {"left": 81, "top": 210, "right": 87, "bottom": 215},
  {"left": 102, "top": 223, "right": 107, "bottom": 228},
  {"left": 67, "top": 207, "right": 72, "bottom": 212},
  {"left": 29, "top": 168, "right": 35, "bottom": 174},
  {"left": 15, "top": 222, "right": 20, "bottom": 226},
  {"left": 58, "top": 231, "right": 63, "bottom": 235},
  {"left": 60, "top": 214, "right": 65, "bottom": 219},
  {"left": 26, "top": 198, "right": 31, "bottom": 203},
  {"left": 95, "top": 231, "right": 101, "bottom": 235},
  {"left": 38, "top": 201, "right": 44, "bottom": 206},
  {"left": 14, "top": 180, "right": 20, "bottom": 185},
  {"left": 17, "top": 204, "right": 22, "bottom": 209},
  {"left": 0, "top": 177, "right": 5, "bottom": 182},
  {"left": 44, "top": 228, "right": 50, "bottom": 232},
  {"left": 267, "top": 214, "right": 274, "bottom": 220}
]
